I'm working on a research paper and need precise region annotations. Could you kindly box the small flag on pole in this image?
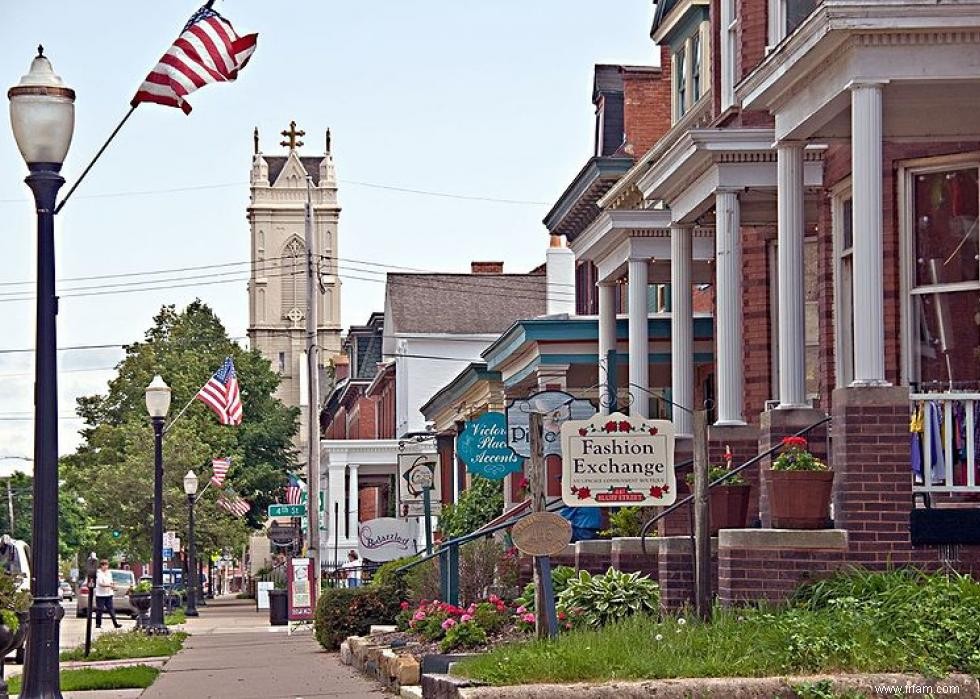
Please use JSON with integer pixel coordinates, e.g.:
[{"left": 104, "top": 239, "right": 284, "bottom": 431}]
[
  {"left": 131, "top": 4, "right": 258, "bottom": 115},
  {"left": 724, "top": 444, "right": 733, "bottom": 468},
  {"left": 196, "top": 357, "right": 243, "bottom": 425},
  {"left": 211, "top": 457, "right": 231, "bottom": 488},
  {"left": 285, "top": 475, "right": 305, "bottom": 506},
  {"left": 218, "top": 490, "right": 250, "bottom": 517}
]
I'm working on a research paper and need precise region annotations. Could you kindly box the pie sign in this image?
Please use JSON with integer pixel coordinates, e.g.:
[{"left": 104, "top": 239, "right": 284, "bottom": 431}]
[{"left": 559, "top": 412, "right": 676, "bottom": 507}]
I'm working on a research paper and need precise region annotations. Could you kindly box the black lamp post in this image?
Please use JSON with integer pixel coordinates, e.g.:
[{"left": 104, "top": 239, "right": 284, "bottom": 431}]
[
  {"left": 8, "top": 47, "right": 75, "bottom": 699},
  {"left": 145, "top": 375, "right": 171, "bottom": 634},
  {"left": 182, "top": 470, "right": 199, "bottom": 617}
]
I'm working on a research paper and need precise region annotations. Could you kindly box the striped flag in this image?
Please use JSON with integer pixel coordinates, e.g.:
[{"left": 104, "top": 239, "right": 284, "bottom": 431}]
[
  {"left": 217, "top": 490, "right": 250, "bottom": 517},
  {"left": 195, "top": 357, "right": 243, "bottom": 426},
  {"left": 131, "top": 4, "right": 258, "bottom": 115},
  {"left": 210, "top": 457, "right": 231, "bottom": 488},
  {"left": 285, "top": 475, "right": 305, "bottom": 506}
]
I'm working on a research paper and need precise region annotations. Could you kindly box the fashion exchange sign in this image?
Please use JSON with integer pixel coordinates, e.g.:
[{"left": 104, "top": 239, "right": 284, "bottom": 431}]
[{"left": 560, "top": 412, "right": 676, "bottom": 507}]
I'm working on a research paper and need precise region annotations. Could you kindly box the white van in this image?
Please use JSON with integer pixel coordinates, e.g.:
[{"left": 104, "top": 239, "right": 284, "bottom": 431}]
[{"left": 0, "top": 535, "right": 30, "bottom": 664}]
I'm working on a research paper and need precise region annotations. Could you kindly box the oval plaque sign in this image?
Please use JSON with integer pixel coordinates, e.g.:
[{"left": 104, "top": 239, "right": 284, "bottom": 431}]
[{"left": 511, "top": 512, "right": 572, "bottom": 557}]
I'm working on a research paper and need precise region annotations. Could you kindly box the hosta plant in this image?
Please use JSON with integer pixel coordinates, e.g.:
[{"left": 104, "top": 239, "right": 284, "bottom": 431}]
[{"left": 557, "top": 567, "right": 659, "bottom": 628}]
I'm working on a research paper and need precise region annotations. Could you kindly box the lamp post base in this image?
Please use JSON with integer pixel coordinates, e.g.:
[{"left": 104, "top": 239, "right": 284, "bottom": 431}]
[{"left": 20, "top": 595, "right": 65, "bottom": 698}]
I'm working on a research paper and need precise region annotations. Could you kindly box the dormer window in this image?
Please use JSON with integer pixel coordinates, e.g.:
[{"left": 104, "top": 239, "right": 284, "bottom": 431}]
[
  {"left": 675, "top": 47, "right": 687, "bottom": 119},
  {"left": 691, "top": 34, "right": 702, "bottom": 103},
  {"left": 665, "top": 10, "right": 710, "bottom": 125},
  {"left": 769, "top": 0, "right": 819, "bottom": 47}
]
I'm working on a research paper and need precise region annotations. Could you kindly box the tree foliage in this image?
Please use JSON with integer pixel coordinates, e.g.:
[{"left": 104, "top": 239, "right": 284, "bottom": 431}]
[
  {"left": 60, "top": 301, "right": 299, "bottom": 562},
  {"left": 0, "top": 472, "right": 94, "bottom": 560},
  {"left": 438, "top": 477, "right": 504, "bottom": 539}
]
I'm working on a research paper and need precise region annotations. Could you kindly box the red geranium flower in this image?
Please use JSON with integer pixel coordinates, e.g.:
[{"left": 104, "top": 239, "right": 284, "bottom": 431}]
[
  {"left": 618, "top": 420, "right": 631, "bottom": 432},
  {"left": 518, "top": 476, "right": 529, "bottom": 490},
  {"left": 604, "top": 421, "right": 618, "bottom": 433},
  {"left": 782, "top": 436, "right": 808, "bottom": 449}
]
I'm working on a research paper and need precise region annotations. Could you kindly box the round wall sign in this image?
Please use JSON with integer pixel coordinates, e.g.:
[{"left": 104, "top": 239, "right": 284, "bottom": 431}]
[{"left": 510, "top": 512, "right": 572, "bottom": 557}]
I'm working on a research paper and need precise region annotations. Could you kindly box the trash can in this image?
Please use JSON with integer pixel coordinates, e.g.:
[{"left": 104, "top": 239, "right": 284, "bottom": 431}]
[{"left": 268, "top": 589, "right": 288, "bottom": 626}]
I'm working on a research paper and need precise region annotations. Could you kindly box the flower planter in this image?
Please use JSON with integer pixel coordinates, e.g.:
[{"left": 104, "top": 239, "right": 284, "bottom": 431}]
[
  {"left": 768, "top": 470, "right": 834, "bottom": 529},
  {"left": 129, "top": 592, "right": 152, "bottom": 630},
  {"left": 709, "top": 484, "right": 751, "bottom": 535}
]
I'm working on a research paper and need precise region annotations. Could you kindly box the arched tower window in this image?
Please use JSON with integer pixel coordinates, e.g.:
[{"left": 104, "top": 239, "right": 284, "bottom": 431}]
[{"left": 281, "top": 237, "right": 306, "bottom": 322}]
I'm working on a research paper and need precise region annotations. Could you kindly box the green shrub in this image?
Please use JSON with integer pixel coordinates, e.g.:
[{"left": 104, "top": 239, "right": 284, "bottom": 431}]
[
  {"left": 314, "top": 585, "right": 401, "bottom": 650},
  {"left": 600, "top": 507, "right": 658, "bottom": 538},
  {"left": 404, "top": 557, "right": 441, "bottom": 604},
  {"left": 684, "top": 465, "right": 747, "bottom": 487},
  {"left": 129, "top": 580, "right": 152, "bottom": 594},
  {"left": 61, "top": 631, "right": 187, "bottom": 661},
  {"left": 440, "top": 619, "right": 487, "bottom": 652},
  {"left": 438, "top": 477, "right": 503, "bottom": 538},
  {"left": 557, "top": 568, "right": 659, "bottom": 628},
  {"left": 370, "top": 555, "right": 417, "bottom": 592}
]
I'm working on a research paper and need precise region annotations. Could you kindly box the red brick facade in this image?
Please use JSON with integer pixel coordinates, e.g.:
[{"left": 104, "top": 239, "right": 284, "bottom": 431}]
[{"left": 620, "top": 49, "right": 672, "bottom": 158}]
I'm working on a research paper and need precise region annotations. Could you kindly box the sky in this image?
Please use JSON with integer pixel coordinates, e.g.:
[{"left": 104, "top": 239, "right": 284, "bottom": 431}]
[{"left": 0, "top": 1, "right": 657, "bottom": 464}]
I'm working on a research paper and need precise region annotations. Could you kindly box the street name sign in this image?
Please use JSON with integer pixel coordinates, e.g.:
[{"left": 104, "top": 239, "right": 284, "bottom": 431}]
[
  {"left": 559, "top": 411, "right": 676, "bottom": 507},
  {"left": 269, "top": 504, "right": 306, "bottom": 518}
]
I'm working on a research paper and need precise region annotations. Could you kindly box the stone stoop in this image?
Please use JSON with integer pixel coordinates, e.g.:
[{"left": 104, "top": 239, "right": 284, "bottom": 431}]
[{"left": 340, "top": 634, "right": 422, "bottom": 693}]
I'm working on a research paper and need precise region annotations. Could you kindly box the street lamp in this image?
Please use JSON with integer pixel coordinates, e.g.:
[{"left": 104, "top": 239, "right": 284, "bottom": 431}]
[
  {"left": 8, "top": 46, "right": 75, "bottom": 699},
  {"left": 145, "top": 375, "right": 171, "bottom": 634},
  {"left": 182, "top": 470, "right": 200, "bottom": 618}
]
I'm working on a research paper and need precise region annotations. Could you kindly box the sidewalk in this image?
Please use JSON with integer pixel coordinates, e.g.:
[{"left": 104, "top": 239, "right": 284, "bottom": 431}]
[{"left": 142, "top": 598, "right": 384, "bottom": 698}]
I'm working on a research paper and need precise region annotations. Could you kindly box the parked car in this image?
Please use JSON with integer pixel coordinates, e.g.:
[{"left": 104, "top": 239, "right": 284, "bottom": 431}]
[
  {"left": 0, "top": 536, "right": 30, "bottom": 664},
  {"left": 59, "top": 581, "right": 74, "bottom": 601},
  {"left": 76, "top": 569, "right": 137, "bottom": 618}
]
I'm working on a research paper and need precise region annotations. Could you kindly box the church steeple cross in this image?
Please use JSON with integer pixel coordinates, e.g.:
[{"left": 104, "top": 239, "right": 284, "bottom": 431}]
[{"left": 280, "top": 120, "right": 305, "bottom": 150}]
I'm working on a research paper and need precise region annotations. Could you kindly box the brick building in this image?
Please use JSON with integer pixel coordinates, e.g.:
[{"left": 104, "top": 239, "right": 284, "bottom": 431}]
[{"left": 554, "top": 0, "right": 980, "bottom": 605}]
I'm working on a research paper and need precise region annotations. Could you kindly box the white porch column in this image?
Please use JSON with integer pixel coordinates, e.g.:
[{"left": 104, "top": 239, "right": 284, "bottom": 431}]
[
  {"left": 715, "top": 189, "right": 745, "bottom": 425},
  {"left": 326, "top": 459, "right": 347, "bottom": 567},
  {"left": 670, "top": 224, "right": 694, "bottom": 435},
  {"left": 776, "top": 143, "right": 807, "bottom": 407},
  {"left": 597, "top": 281, "right": 618, "bottom": 415},
  {"left": 347, "top": 463, "right": 359, "bottom": 541},
  {"left": 628, "top": 257, "right": 650, "bottom": 418},
  {"left": 850, "top": 80, "right": 888, "bottom": 385}
]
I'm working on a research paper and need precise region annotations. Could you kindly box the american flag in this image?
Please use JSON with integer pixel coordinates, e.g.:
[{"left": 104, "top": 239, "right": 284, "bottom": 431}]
[
  {"left": 210, "top": 457, "right": 231, "bottom": 488},
  {"left": 285, "top": 475, "right": 305, "bottom": 506},
  {"left": 218, "top": 490, "right": 250, "bottom": 518},
  {"left": 196, "top": 357, "right": 243, "bottom": 425},
  {"left": 131, "top": 3, "right": 258, "bottom": 115}
]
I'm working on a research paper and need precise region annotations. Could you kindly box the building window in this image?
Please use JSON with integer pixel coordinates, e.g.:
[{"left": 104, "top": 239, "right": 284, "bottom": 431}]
[
  {"left": 278, "top": 351, "right": 286, "bottom": 375},
  {"left": 675, "top": 47, "right": 687, "bottom": 119},
  {"left": 720, "top": 0, "right": 738, "bottom": 110},
  {"left": 833, "top": 189, "right": 855, "bottom": 387},
  {"left": 903, "top": 162, "right": 980, "bottom": 390},
  {"left": 691, "top": 34, "right": 701, "bottom": 104},
  {"left": 769, "top": 0, "right": 819, "bottom": 47},
  {"left": 281, "top": 237, "right": 306, "bottom": 319}
]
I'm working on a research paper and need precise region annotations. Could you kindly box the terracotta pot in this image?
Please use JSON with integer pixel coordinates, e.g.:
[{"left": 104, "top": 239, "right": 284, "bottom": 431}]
[
  {"left": 709, "top": 484, "right": 751, "bottom": 535},
  {"left": 768, "top": 470, "right": 834, "bottom": 529}
]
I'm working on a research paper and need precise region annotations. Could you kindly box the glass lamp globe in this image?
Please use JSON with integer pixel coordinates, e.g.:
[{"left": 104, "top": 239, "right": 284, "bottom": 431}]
[
  {"left": 144, "top": 375, "right": 172, "bottom": 418},
  {"left": 7, "top": 46, "right": 75, "bottom": 166},
  {"left": 183, "top": 470, "right": 199, "bottom": 496}
]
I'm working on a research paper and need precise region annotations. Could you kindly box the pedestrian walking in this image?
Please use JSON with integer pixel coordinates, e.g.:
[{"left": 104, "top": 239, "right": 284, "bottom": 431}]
[
  {"left": 95, "top": 559, "right": 122, "bottom": 628},
  {"left": 341, "top": 550, "right": 361, "bottom": 588}
]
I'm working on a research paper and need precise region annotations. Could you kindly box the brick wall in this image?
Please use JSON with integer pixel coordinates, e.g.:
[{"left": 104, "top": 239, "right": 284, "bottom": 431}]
[
  {"left": 621, "top": 49, "right": 672, "bottom": 157},
  {"left": 575, "top": 540, "right": 612, "bottom": 575},
  {"left": 658, "top": 536, "right": 718, "bottom": 611},
  {"left": 718, "top": 530, "right": 848, "bottom": 605},
  {"left": 611, "top": 538, "right": 659, "bottom": 580},
  {"left": 741, "top": 225, "right": 775, "bottom": 421}
]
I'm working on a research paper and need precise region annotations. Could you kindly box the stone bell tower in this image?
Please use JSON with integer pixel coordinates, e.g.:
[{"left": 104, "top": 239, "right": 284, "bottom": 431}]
[{"left": 247, "top": 122, "right": 342, "bottom": 449}]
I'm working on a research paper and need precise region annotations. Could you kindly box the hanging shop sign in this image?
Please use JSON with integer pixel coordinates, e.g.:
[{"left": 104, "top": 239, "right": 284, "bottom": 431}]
[
  {"left": 559, "top": 412, "right": 676, "bottom": 507},
  {"left": 457, "top": 412, "right": 524, "bottom": 480},
  {"left": 511, "top": 512, "right": 572, "bottom": 557},
  {"left": 397, "top": 451, "right": 441, "bottom": 517},
  {"left": 357, "top": 517, "right": 418, "bottom": 562},
  {"left": 506, "top": 391, "right": 596, "bottom": 458},
  {"left": 287, "top": 557, "right": 315, "bottom": 621}
]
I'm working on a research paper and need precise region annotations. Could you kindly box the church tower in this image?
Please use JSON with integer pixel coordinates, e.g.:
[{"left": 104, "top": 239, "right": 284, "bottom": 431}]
[{"left": 247, "top": 122, "right": 342, "bottom": 450}]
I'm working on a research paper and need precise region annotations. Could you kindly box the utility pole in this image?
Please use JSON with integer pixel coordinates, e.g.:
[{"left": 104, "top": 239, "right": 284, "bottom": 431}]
[
  {"left": 692, "top": 408, "right": 711, "bottom": 621},
  {"left": 305, "top": 175, "right": 320, "bottom": 580}
]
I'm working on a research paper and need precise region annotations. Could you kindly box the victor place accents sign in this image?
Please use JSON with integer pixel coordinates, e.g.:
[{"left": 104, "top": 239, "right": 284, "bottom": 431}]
[
  {"left": 457, "top": 412, "right": 524, "bottom": 480},
  {"left": 559, "top": 412, "right": 676, "bottom": 507}
]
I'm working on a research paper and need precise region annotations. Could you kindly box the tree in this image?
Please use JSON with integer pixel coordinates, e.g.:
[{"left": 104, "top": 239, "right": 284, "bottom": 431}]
[
  {"left": 0, "top": 472, "right": 95, "bottom": 561},
  {"left": 61, "top": 301, "right": 299, "bottom": 562},
  {"left": 437, "top": 477, "right": 504, "bottom": 539}
]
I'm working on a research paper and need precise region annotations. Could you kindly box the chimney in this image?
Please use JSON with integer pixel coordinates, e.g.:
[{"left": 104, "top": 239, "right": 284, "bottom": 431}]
[
  {"left": 332, "top": 354, "right": 350, "bottom": 382},
  {"left": 546, "top": 235, "right": 576, "bottom": 315},
  {"left": 471, "top": 261, "right": 504, "bottom": 275}
]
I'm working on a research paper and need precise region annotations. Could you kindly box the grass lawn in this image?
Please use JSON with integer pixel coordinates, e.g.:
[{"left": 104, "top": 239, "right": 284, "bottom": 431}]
[
  {"left": 456, "top": 569, "right": 980, "bottom": 686},
  {"left": 8, "top": 665, "right": 160, "bottom": 693},
  {"left": 60, "top": 630, "right": 188, "bottom": 662},
  {"left": 164, "top": 608, "right": 187, "bottom": 625}
]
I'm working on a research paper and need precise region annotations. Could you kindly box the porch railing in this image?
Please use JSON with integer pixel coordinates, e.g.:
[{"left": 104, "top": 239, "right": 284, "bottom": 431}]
[{"left": 911, "top": 392, "right": 979, "bottom": 494}]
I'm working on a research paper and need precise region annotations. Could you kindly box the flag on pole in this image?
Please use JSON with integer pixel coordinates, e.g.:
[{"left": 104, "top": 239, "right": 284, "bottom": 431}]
[
  {"left": 285, "top": 475, "right": 305, "bottom": 506},
  {"left": 195, "top": 357, "right": 243, "bottom": 425},
  {"left": 131, "top": 4, "right": 258, "bottom": 115},
  {"left": 210, "top": 457, "right": 231, "bottom": 488},
  {"left": 217, "top": 490, "right": 250, "bottom": 517}
]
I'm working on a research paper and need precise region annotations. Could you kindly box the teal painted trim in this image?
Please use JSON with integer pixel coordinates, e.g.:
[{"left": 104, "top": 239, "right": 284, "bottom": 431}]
[
  {"left": 665, "top": 5, "right": 709, "bottom": 50},
  {"left": 503, "top": 351, "right": 714, "bottom": 390},
  {"left": 419, "top": 363, "right": 501, "bottom": 418}
]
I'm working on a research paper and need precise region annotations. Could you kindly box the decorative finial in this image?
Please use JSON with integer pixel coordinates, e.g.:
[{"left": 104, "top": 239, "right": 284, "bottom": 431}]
[
  {"left": 280, "top": 120, "right": 305, "bottom": 151},
  {"left": 325, "top": 128, "right": 332, "bottom": 154},
  {"left": 37, "top": 45, "right": 44, "bottom": 58},
  {"left": 253, "top": 127, "right": 259, "bottom": 155}
]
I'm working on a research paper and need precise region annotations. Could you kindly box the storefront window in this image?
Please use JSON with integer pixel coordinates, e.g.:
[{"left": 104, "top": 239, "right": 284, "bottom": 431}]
[{"left": 909, "top": 166, "right": 980, "bottom": 389}]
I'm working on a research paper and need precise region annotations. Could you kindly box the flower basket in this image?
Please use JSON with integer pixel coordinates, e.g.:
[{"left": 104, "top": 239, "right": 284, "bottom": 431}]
[{"left": 768, "top": 436, "right": 833, "bottom": 529}]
